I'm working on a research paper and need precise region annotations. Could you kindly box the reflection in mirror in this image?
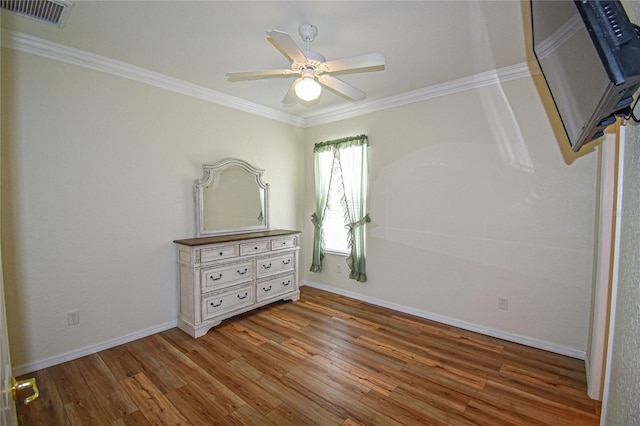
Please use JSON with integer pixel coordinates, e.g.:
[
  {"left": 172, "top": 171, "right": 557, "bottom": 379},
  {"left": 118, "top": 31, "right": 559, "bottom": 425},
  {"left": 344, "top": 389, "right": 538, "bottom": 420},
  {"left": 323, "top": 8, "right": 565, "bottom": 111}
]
[{"left": 195, "top": 159, "right": 269, "bottom": 237}]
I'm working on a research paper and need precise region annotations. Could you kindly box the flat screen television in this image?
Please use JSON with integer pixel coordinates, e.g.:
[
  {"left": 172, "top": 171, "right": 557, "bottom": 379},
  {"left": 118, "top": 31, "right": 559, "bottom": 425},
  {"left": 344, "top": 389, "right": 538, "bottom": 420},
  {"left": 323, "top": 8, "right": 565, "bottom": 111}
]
[{"left": 531, "top": 0, "right": 640, "bottom": 152}]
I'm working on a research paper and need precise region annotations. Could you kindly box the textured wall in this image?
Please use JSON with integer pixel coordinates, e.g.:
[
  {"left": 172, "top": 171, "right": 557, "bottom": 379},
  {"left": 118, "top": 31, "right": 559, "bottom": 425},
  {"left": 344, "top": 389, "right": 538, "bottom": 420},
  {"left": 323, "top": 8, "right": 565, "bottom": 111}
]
[
  {"left": 603, "top": 4, "right": 640, "bottom": 422},
  {"left": 604, "top": 115, "right": 640, "bottom": 425}
]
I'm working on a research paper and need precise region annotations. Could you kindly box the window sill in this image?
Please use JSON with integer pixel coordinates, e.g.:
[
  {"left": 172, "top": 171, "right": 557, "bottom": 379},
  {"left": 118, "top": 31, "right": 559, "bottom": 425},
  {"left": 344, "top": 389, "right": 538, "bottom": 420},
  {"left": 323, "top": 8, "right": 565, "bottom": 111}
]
[{"left": 323, "top": 249, "right": 349, "bottom": 256}]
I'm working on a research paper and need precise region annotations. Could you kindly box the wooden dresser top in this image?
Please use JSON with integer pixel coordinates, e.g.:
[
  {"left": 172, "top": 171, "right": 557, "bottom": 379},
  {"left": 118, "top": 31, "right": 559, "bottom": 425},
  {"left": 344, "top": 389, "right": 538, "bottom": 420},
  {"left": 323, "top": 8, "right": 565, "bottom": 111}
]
[{"left": 174, "top": 229, "right": 300, "bottom": 247}]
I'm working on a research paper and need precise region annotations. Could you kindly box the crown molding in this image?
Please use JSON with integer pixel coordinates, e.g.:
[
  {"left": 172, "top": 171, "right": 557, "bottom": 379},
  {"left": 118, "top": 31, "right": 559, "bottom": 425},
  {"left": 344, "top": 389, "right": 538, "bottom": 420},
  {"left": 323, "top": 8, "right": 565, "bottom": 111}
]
[
  {"left": 2, "top": 30, "right": 531, "bottom": 128},
  {"left": 534, "top": 13, "right": 582, "bottom": 60},
  {"left": 303, "top": 62, "right": 532, "bottom": 127},
  {"left": 1, "top": 30, "right": 305, "bottom": 127}
]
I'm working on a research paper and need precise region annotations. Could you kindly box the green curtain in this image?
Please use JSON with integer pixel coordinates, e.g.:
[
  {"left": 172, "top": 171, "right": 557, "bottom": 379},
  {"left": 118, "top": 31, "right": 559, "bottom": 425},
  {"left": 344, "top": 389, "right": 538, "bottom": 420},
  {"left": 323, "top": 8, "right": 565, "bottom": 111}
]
[
  {"left": 337, "top": 139, "right": 370, "bottom": 282},
  {"left": 310, "top": 135, "right": 369, "bottom": 282},
  {"left": 310, "top": 149, "right": 334, "bottom": 272}
]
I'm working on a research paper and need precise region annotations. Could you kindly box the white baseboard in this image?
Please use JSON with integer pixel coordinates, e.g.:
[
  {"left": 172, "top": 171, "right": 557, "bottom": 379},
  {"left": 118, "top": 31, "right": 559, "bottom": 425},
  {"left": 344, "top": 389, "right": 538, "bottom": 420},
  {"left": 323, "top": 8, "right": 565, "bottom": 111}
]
[
  {"left": 12, "top": 320, "right": 178, "bottom": 376},
  {"left": 14, "top": 281, "right": 586, "bottom": 376},
  {"left": 300, "top": 280, "right": 586, "bottom": 360}
]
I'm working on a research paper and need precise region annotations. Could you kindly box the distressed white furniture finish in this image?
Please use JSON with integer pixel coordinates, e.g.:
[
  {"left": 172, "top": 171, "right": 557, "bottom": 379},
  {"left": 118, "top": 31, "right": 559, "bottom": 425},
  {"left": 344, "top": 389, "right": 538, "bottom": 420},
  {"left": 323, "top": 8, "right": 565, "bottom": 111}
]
[{"left": 174, "top": 230, "right": 300, "bottom": 338}]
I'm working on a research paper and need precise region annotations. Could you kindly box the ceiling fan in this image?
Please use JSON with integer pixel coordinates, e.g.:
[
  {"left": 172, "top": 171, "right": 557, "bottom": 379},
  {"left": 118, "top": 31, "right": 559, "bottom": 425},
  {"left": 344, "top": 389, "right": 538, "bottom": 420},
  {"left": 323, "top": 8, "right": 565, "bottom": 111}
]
[{"left": 226, "top": 24, "right": 385, "bottom": 104}]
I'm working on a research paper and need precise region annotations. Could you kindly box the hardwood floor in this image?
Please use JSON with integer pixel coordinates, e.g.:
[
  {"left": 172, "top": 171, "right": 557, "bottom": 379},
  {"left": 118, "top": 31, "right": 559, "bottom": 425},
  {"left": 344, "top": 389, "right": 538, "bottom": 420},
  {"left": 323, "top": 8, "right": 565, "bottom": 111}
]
[{"left": 15, "top": 286, "right": 600, "bottom": 425}]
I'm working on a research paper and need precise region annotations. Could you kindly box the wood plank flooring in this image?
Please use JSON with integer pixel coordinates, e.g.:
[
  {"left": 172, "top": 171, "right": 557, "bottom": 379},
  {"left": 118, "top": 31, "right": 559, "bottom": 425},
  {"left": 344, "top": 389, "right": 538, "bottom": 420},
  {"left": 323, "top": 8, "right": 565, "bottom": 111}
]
[{"left": 15, "top": 286, "right": 600, "bottom": 425}]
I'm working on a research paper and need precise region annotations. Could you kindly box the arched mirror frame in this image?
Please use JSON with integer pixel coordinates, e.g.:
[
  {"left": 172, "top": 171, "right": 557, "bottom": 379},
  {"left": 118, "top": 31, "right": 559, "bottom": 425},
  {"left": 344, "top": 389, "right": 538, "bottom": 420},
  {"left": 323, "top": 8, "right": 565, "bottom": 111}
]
[{"left": 195, "top": 159, "right": 270, "bottom": 237}]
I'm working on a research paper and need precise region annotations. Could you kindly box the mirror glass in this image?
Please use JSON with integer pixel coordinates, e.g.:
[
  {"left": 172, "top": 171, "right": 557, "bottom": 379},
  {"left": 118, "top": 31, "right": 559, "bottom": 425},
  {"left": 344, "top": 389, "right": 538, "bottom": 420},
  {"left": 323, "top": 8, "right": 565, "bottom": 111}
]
[{"left": 195, "top": 159, "right": 269, "bottom": 237}]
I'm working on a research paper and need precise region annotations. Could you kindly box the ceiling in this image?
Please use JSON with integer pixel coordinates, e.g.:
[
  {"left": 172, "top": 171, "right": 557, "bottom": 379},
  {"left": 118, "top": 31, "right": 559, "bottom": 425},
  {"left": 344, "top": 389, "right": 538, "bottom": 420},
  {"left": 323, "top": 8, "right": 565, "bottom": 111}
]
[{"left": 0, "top": 1, "right": 529, "bottom": 121}]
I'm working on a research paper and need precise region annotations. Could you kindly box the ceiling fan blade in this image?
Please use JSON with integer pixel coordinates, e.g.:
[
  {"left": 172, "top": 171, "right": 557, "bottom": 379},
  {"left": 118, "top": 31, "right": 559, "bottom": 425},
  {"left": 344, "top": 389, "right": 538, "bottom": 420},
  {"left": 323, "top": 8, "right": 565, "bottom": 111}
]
[
  {"left": 267, "top": 30, "right": 307, "bottom": 63},
  {"left": 282, "top": 78, "right": 301, "bottom": 105},
  {"left": 318, "top": 75, "right": 365, "bottom": 101},
  {"left": 323, "top": 52, "right": 386, "bottom": 74},
  {"left": 226, "top": 69, "right": 296, "bottom": 81}
]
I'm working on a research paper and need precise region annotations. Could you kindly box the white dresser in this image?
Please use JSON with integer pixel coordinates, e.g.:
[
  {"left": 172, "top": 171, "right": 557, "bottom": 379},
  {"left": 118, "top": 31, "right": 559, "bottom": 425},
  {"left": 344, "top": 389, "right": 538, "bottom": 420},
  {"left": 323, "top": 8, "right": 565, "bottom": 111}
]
[{"left": 174, "top": 230, "right": 301, "bottom": 338}]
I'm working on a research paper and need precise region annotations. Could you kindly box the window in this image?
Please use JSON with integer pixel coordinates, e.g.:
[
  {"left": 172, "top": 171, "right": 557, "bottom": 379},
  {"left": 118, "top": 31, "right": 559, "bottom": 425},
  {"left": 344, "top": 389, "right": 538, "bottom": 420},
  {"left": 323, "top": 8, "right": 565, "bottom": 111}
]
[
  {"left": 322, "top": 164, "right": 349, "bottom": 253},
  {"left": 310, "top": 135, "right": 370, "bottom": 282}
]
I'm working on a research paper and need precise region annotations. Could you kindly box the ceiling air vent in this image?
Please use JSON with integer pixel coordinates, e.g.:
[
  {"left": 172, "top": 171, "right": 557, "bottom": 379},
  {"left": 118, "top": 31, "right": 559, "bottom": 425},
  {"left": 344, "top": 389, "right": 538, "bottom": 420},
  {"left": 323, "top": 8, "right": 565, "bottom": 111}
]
[{"left": 1, "top": 0, "right": 72, "bottom": 27}]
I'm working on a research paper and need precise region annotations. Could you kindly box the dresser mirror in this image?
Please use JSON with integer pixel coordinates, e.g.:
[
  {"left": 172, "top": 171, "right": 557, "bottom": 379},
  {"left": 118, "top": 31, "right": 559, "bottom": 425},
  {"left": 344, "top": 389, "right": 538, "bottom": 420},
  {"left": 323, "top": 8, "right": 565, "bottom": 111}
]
[{"left": 195, "top": 159, "right": 269, "bottom": 237}]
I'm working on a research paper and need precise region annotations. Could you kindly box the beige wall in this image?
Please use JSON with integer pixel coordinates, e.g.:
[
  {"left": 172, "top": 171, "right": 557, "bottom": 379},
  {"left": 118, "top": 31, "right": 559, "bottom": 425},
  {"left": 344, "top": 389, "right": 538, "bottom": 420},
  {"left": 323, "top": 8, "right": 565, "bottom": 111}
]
[
  {"left": 0, "top": 48, "right": 305, "bottom": 370},
  {"left": 2, "top": 38, "right": 602, "bottom": 370},
  {"left": 303, "top": 77, "right": 598, "bottom": 354}
]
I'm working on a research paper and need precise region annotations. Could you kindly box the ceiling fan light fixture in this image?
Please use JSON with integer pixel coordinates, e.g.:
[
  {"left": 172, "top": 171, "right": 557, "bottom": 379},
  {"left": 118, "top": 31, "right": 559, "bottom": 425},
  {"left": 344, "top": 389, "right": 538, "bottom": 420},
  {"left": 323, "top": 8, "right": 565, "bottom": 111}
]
[
  {"left": 227, "top": 24, "right": 385, "bottom": 104},
  {"left": 294, "top": 70, "right": 321, "bottom": 101}
]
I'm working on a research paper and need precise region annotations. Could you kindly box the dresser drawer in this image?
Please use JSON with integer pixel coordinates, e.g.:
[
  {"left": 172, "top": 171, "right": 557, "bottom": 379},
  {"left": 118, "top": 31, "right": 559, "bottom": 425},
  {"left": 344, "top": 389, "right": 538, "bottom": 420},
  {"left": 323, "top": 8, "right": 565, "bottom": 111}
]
[
  {"left": 257, "top": 253, "right": 295, "bottom": 278},
  {"left": 257, "top": 274, "right": 295, "bottom": 302},
  {"left": 200, "top": 245, "right": 239, "bottom": 263},
  {"left": 175, "top": 230, "right": 301, "bottom": 338},
  {"left": 240, "top": 240, "right": 270, "bottom": 256},
  {"left": 202, "top": 284, "right": 253, "bottom": 320},
  {"left": 271, "top": 236, "right": 297, "bottom": 251},
  {"left": 201, "top": 261, "right": 253, "bottom": 293}
]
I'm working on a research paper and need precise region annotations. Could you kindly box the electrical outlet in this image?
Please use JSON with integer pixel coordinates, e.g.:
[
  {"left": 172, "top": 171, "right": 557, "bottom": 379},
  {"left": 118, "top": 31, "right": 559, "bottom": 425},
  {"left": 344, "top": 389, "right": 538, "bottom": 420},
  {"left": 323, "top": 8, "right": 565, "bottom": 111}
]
[
  {"left": 67, "top": 309, "right": 80, "bottom": 325},
  {"left": 336, "top": 264, "right": 343, "bottom": 274},
  {"left": 498, "top": 297, "right": 509, "bottom": 311}
]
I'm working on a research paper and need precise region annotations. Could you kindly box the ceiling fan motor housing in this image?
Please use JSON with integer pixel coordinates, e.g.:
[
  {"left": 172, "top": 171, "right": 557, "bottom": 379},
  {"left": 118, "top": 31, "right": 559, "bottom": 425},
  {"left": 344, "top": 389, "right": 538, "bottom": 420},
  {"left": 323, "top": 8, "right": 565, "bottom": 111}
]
[{"left": 302, "top": 50, "right": 326, "bottom": 64}]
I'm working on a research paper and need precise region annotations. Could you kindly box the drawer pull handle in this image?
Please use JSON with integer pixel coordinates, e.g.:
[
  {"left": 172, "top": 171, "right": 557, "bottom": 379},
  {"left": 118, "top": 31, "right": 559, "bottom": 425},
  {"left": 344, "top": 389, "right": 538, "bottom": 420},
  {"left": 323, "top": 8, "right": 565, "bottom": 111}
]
[
  {"left": 211, "top": 300, "right": 223, "bottom": 307},
  {"left": 210, "top": 273, "right": 223, "bottom": 281},
  {"left": 263, "top": 285, "right": 272, "bottom": 292},
  {"left": 237, "top": 292, "right": 248, "bottom": 300},
  {"left": 282, "top": 280, "right": 291, "bottom": 286},
  {"left": 282, "top": 242, "right": 287, "bottom": 245},
  {"left": 262, "top": 263, "right": 272, "bottom": 269},
  {"left": 237, "top": 268, "right": 248, "bottom": 275},
  {"left": 282, "top": 259, "right": 291, "bottom": 265},
  {"left": 254, "top": 246, "right": 259, "bottom": 250},
  {"left": 219, "top": 252, "right": 224, "bottom": 256}
]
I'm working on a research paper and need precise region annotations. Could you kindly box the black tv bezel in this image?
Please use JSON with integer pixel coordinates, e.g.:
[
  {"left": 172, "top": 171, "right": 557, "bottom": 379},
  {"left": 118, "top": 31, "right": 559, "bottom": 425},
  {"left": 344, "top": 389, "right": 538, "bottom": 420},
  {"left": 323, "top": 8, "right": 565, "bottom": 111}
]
[{"left": 531, "top": 0, "right": 640, "bottom": 152}]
